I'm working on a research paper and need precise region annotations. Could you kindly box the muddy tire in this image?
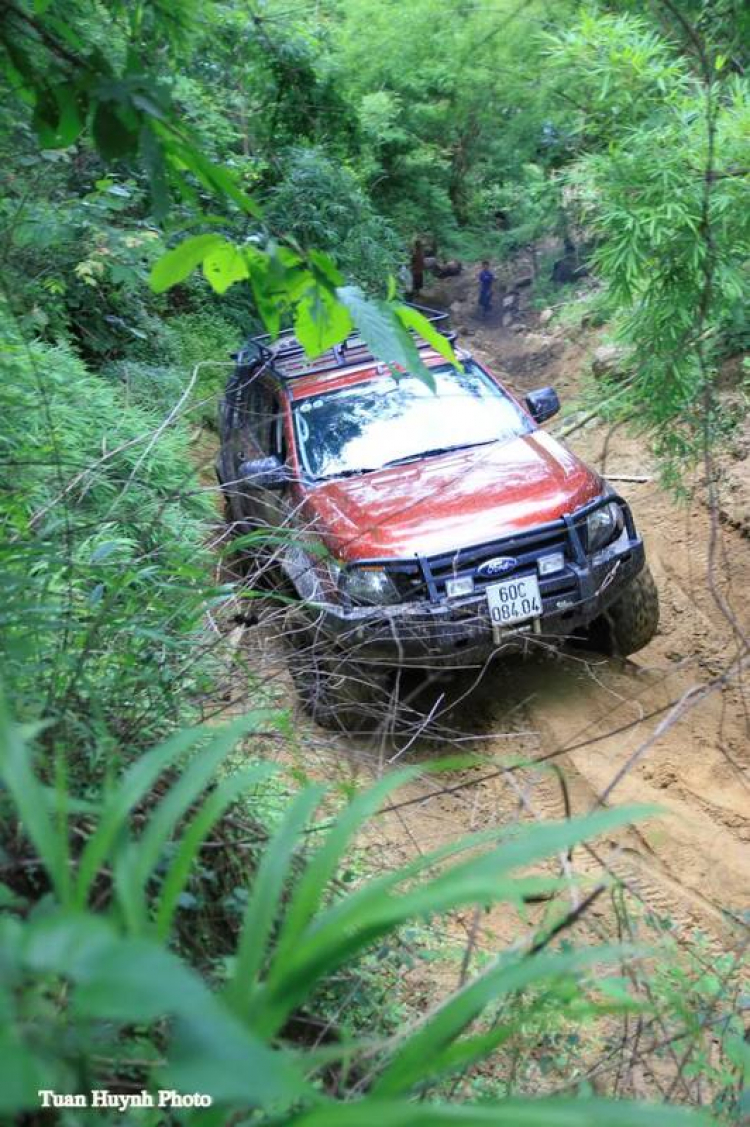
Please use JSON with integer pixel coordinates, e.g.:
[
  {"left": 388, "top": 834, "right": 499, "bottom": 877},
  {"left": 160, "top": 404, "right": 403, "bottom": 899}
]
[
  {"left": 284, "top": 609, "right": 393, "bottom": 731},
  {"left": 604, "top": 564, "right": 660, "bottom": 656}
]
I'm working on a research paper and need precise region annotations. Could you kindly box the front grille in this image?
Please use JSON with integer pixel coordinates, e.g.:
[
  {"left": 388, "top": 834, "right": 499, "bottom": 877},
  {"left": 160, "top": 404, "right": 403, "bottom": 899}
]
[{"left": 387, "top": 519, "right": 583, "bottom": 604}]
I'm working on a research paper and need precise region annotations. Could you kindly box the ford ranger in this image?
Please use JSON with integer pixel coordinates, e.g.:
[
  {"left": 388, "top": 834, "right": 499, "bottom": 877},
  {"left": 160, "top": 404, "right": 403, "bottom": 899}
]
[{"left": 217, "top": 308, "right": 659, "bottom": 727}]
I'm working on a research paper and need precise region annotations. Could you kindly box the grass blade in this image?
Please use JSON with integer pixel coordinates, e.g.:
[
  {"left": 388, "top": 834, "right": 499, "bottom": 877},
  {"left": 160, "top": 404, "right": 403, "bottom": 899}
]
[
  {"left": 73, "top": 724, "right": 207, "bottom": 908},
  {"left": 256, "top": 807, "right": 651, "bottom": 1034},
  {"left": 0, "top": 693, "right": 70, "bottom": 901},
  {"left": 114, "top": 713, "right": 273, "bottom": 929},
  {"left": 269, "top": 769, "right": 419, "bottom": 970},
  {"left": 373, "top": 945, "right": 636, "bottom": 1096},
  {"left": 155, "top": 763, "right": 276, "bottom": 941},
  {"left": 288, "top": 1097, "right": 713, "bottom": 1126},
  {"left": 226, "top": 783, "right": 326, "bottom": 1012}
]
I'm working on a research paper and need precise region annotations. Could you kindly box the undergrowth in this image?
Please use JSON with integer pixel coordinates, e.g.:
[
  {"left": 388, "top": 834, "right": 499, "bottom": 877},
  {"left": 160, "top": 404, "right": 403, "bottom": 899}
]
[{"left": 0, "top": 310, "right": 220, "bottom": 770}]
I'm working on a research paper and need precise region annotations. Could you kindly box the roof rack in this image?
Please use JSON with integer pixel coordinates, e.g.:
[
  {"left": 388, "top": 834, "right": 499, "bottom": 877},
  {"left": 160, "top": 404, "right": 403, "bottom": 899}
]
[{"left": 234, "top": 303, "right": 454, "bottom": 381}]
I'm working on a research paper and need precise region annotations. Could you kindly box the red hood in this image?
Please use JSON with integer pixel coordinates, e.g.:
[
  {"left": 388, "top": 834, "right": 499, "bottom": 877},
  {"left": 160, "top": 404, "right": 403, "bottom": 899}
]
[{"left": 304, "top": 431, "right": 603, "bottom": 561}]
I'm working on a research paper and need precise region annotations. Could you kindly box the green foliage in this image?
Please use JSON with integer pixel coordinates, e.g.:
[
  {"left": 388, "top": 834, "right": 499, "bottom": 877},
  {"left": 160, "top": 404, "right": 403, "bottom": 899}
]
[
  {"left": 0, "top": 2, "right": 452, "bottom": 385},
  {"left": 1, "top": 3, "right": 748, "bottom": 1122},
  {"left": 0, "top": 1, "right": 260, "bottom": 221},
  {"left": 646, "top": 933, "right": 749, "bottom": 1123},
  {"left": 1, "top": 171, "right": 163, "bottom": 356},
  {"left": 264, "top": 147, "right": 403, "bottom": 292},
  {"left": 0, "top": 313, "right": 218, "bottom": 763},
  {"left": 1, "top": 700, "right": 714, "bottom": 1125},
  {"left": 335, "top": 0, "right": 575, "bottom": 239},
  {"left": 544, "top": 12, "right": 691, "bottom": 148},
  {"left": 554, "top": 10, "right": 750, "bottom": 466},
  {"left": 476, "top": 165, "right": 566, "bottom": 257}
]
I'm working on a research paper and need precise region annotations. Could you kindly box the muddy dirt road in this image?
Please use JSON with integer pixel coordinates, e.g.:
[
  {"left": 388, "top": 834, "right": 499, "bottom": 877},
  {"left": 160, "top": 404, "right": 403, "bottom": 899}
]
[{"left": 221, "top": 273, "right": 749, "bottom": 958}]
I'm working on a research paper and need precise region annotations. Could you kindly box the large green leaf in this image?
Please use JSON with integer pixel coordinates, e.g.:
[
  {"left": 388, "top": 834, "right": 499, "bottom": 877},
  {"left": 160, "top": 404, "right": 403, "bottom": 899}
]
[
  {"left": 23, "top": 912, "right": 116, "bottom": 980},
  {"left": 0, "top": 1028, "right": 48, "bottom": 1114},
  {"left": 72, "top": 935, "right": 207, "bottom": 1021},
  {"left": 245, "top": 246, "right": 284, "bottom": 339},
  {"left": 394, "top": 303, "right": 459, "bottom": 368},
  {"left": 165, "top": 999, "right": 312, "bottom": 1110},
  {"left": 294, "top": 284, "right": 354, "bottom": 357},
  {"left": 308, "top": 249, "right": 345, "bottom": 287},
  {"left": 202, "top": 241, "right": 250, "bottom": 294},
  {"left": 149, "top": 233, "right": 226, "bottom": 293},
  {"left": 336, "top": 286, "right": 436, "bottom": 387},
  {"left": 66, "top": 926, "right": 312, "bottom": 1109}
]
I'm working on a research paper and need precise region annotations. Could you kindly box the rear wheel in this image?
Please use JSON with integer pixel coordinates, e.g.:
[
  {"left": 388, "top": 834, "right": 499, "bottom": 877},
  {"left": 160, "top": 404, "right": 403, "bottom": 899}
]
[
  {"left": 601, "top": 564, "right": 660, "bottom": 656},
  {"left": 284, "top": 608, "right": 394, "bottom": 731}
]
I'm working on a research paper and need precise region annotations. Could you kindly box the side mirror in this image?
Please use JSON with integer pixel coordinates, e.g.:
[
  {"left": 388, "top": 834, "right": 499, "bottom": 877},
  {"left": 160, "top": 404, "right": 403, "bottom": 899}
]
[
  {"left": 525, "top": 386, "right": 560, "bottom": 424},
  {"left": 239, "top": 455, "right": 290, "bottom": 490}
]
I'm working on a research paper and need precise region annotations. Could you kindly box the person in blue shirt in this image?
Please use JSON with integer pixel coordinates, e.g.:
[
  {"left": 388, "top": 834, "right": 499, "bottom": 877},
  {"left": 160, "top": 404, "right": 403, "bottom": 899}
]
[{"left": 478, "top": 261, "right": 495, "bottom": 315}]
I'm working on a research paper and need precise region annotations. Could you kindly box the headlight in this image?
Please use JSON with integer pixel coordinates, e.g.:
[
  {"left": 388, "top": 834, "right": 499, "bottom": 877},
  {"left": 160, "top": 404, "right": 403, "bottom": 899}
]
[
  {"left": 339, "top": 566, "right": 401, "bottom": 606},
  {"left": 586, "top": 502, "right": 624, "bottom": 553}
]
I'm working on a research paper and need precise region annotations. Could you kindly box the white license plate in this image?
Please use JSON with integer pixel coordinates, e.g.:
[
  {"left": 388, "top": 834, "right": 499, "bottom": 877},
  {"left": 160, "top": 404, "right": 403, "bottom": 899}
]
[{"left": 486, "top": 574, "right": 542, "bottom": 628}]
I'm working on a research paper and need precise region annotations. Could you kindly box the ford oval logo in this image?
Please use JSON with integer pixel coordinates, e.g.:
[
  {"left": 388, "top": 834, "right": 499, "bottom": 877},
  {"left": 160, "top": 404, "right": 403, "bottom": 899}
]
[{"left": 477, "top": 556, "right": 517, "bottom": 579}]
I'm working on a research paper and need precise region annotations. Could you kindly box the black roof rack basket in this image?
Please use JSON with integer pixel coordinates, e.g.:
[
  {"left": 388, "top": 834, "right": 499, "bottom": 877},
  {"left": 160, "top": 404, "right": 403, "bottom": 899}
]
[{"left": 234, "top": 302, "right": 454, "bottom": 381}]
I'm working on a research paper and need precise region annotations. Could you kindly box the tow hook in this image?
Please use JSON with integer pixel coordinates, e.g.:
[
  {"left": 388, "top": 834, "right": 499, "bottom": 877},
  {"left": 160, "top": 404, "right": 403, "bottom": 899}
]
[{"left": 492, "top": 617, "right": 542, "bottom": 646}]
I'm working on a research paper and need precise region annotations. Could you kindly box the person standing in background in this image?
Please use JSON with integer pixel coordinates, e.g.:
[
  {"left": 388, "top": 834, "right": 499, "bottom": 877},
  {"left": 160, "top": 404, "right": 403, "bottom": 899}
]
[
  {"left": 410, "top": 239, "right": 425, "bottom": 296},
  {"left": 478, "top": 260, "right": 495, "bottom": 315}
]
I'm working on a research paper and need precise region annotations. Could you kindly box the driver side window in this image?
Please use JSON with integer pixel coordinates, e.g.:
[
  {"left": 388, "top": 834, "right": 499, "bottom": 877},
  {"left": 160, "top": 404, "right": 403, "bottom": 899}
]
[
  {"left": 244, "top": 382, "right": 273, "bottom": 455},
  {"left": 268, "top": 403, "right": 287, "bottom": 463},
  {"left": 242, "top": 381, "right": 287, "bottom": 463}
]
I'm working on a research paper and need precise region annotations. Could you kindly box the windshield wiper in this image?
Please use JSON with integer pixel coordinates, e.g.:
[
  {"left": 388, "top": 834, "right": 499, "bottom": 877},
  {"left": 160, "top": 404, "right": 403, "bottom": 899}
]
[
  {"left": 381, "top": 439, "right": 498, "bottom": 469},
  {"left": 314, "top": 439, "right": 499, "bottom": 480},
  {"left": 315, "top": 466, "right": 379, "bottom": 481}
]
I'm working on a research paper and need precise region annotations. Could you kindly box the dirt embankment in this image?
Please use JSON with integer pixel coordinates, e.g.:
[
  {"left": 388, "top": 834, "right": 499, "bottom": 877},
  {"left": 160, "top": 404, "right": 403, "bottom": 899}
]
[{"left": 214, "top": 269, "right": 749, "bottom": 960}]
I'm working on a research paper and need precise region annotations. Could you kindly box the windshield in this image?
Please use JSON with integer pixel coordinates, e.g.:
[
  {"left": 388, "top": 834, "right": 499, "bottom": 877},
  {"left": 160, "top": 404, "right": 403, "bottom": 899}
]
[{"left": 292, "top": 361, "right": 532, "bottom": 480}]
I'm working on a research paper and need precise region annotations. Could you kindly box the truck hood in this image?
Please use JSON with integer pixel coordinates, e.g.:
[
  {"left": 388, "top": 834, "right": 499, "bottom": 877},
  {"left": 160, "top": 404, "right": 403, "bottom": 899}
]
[{"left": 304, "top": 430, "right": 603, "bottom": 561}]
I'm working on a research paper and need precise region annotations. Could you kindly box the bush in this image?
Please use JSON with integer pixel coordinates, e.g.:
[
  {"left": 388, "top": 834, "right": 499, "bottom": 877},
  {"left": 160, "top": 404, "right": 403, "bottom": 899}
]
[
  {"left": 548, "top": 15, "right": 750, "bottom": 466},
  {"left": 264, "top": 147, "right": 403, "bottom": 293},
  {"left": 0, "top": 316, "right": 219, "bottom": 768},
  {"left": 104, "top": 311, "right": 239, "bottom": 429},
  {"left": 1, "top": 702, "right": 710, "bottom": 1127}
]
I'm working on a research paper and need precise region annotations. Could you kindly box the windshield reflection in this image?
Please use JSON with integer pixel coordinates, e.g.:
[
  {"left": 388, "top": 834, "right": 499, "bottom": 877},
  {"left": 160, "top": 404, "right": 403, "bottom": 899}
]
[{"left": 293, "top": 362, "right": 531, "bottom": 479}]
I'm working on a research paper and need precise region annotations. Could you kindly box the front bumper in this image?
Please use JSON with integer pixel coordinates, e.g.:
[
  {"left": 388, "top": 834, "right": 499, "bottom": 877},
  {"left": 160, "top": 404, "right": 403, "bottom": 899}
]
[{"left": 298, "top": 525, "right": 646, "bottom": 669}]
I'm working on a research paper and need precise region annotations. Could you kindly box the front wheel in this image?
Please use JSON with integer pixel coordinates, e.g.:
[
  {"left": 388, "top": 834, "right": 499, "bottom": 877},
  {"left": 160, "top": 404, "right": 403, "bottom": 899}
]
[
  {"left": 284, "top": 609, "right": 394, "bottom": 731},
  {"left": 601, "top": 564, "right": 660, "bottom": 656}
]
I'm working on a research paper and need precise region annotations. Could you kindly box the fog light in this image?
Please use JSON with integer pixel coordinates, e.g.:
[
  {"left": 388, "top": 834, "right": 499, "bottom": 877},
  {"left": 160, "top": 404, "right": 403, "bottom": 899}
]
[
  {"left": 538, "top": 552, "right": 565, "bottom": 576},
  {"left": 446, "top": 575, "right": 474, "bottom": 598}
]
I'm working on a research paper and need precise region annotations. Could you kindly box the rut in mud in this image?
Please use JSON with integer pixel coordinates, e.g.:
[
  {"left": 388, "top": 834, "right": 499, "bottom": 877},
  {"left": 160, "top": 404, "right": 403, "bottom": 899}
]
[{"left": 211, "top": 268, "right": 749, "bottom": 963}]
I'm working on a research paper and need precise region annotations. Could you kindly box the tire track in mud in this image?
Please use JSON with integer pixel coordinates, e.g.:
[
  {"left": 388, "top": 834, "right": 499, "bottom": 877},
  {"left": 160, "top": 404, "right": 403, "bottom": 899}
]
[
  {"left": 383, "top": 672, "right": 740, "bottom": 953},
  {"left": 510, "top": 688, "right": 741, "bottom": 945}
]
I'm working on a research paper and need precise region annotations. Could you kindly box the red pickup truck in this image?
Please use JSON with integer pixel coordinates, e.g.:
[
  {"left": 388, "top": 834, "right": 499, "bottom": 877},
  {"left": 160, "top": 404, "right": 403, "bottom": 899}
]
[{"left": 217, "top": 308, "right": 658, "bottom": 728}]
